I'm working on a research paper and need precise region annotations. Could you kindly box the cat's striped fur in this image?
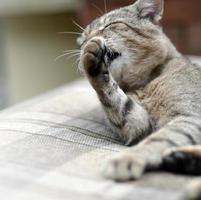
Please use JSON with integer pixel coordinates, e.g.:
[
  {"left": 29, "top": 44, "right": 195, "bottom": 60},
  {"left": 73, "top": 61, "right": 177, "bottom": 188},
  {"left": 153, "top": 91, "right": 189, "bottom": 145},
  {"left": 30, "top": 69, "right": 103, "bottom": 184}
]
[{"left": 78, "top": 0, "right": 201, "bottom": 199}]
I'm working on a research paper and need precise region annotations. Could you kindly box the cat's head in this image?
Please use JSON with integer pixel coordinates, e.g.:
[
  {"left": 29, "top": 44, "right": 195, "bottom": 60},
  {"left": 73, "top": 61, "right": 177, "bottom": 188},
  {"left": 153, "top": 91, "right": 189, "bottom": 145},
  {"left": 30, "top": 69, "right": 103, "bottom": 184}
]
[{"left": 78, "top": 0, "right": 176, "bottom": 90}]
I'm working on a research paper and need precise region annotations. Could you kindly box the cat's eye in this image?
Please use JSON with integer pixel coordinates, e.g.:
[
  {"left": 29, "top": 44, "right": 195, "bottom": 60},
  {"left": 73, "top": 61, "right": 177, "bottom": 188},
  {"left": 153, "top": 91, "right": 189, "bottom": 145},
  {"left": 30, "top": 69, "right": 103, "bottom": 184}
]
[
  {"left": 104, "top": 24, "right": 111, "bottom": 29},
  {"left": 103, "top": 21, "right": 125, "bottom": 31},
  {"left": 104, "top": 23, "right": 115, "bottom": 30}
]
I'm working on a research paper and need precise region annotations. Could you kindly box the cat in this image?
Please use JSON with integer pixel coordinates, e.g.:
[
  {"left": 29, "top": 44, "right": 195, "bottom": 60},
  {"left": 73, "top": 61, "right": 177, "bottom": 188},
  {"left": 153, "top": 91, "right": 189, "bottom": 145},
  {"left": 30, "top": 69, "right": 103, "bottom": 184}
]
[{"left": 77, "top": 0, "right": 201, "bottom": 199}]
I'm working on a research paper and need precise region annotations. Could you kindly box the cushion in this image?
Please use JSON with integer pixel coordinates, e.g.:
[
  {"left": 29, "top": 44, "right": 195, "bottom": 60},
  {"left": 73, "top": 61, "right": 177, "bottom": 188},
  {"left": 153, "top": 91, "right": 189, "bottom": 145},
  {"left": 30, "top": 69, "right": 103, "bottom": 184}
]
[{"left": 0, "top": 57, "right": 201, "bottom": 200}]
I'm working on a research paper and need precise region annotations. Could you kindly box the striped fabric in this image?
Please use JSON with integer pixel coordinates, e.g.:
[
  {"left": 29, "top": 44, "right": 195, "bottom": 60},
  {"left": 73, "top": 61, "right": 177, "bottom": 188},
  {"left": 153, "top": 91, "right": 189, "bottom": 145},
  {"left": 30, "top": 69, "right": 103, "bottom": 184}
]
[{"left": 0, "top": 79, "right": 197, "bottom": 200}]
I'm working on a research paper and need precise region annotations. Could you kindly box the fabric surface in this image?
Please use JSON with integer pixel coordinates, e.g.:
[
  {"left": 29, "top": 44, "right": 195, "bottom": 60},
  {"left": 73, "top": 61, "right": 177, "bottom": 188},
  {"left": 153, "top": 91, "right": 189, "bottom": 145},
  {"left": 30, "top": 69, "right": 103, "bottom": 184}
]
[{"left": 0, "top": 57, "right": 201, "bottom": 200}]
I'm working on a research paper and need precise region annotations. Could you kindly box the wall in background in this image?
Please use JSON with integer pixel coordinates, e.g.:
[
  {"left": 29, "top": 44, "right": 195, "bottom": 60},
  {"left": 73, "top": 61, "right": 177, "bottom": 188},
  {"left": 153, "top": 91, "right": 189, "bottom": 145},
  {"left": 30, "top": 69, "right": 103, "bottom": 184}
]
[
  {"left": 2, "top": 13, "right": 80, "bottom": 104},
  {"left": 163, "top": 0, "right": 201, "bottom": 55},
  {"left": 80, "top": 0, "right": 201, "bottom": 56},
  {"left": 0, "top": 0, "right": 82, "bottom": 16},
  {"left": 0, "top": 20, "right": 9, "bottom": 108},
  {"left": 0, "top": 0, "right": 200, "bottom": 107}
]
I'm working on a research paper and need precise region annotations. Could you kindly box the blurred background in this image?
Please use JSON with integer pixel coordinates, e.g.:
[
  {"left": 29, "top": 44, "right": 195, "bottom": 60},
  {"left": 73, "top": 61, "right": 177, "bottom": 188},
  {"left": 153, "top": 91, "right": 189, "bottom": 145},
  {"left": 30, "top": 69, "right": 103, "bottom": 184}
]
[{"left": 0, "top": 0, "right": 200, "bottom": 109}]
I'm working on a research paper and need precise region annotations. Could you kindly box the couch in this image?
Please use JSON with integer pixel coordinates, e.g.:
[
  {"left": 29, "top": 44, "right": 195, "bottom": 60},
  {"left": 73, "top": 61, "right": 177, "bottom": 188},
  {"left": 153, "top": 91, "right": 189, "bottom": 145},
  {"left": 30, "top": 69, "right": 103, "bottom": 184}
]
[{"left": 1, "top": 57, "right": 201, "bottom": 200}]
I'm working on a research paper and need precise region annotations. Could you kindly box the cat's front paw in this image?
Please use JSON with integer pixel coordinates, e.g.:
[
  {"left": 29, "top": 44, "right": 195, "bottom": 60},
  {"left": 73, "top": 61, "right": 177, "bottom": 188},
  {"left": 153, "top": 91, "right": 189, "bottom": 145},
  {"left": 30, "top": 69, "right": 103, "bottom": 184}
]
[
  {"left": 102, "top": 151, "right": 146, "bottom": 181},
  {"left": 82, "top": 37, "right": 107, "bottom": 77}
]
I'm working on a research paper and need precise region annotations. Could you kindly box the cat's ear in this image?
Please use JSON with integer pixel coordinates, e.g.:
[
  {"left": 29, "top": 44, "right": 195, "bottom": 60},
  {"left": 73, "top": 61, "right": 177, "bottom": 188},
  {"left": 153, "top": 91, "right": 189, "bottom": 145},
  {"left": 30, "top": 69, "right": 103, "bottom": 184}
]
[{"left": 136, "top": 0, "right": 164, "bottom": 22}]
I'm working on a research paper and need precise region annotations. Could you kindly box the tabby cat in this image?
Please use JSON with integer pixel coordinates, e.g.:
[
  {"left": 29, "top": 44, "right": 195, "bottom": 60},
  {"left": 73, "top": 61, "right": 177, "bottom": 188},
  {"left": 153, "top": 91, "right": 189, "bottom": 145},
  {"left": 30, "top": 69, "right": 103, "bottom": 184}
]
[{"left": 77, "top": 0, "right": 201, "bottom": 199}]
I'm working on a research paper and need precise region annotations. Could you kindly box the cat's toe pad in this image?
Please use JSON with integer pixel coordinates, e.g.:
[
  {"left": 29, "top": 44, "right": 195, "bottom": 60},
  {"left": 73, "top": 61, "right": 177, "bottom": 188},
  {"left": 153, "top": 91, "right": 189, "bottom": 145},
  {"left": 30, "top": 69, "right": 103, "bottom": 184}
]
[{"left": 102, "top": 152, "right": 145, "bottom": 181}]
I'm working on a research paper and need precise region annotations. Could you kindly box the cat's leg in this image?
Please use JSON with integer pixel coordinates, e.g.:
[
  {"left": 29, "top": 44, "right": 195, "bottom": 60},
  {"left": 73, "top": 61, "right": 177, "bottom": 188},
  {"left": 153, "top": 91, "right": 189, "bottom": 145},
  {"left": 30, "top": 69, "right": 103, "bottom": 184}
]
[
  {"left": 103, "top": 115, "right": 201, "bottom": 181},
  {"left": 81, "top": 37, "right": 151, "bottom": 145},
  {"left": 163, "top": 146, "right": 201, "bottom": 175}
]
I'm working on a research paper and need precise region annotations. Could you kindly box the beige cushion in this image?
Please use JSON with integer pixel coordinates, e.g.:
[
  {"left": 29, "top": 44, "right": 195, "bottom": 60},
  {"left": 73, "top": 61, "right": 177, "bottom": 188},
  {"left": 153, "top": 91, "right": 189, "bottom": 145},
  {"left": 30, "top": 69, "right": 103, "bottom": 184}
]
[{"left": 0, "top": 60, "right": 200, "bottom": 200}]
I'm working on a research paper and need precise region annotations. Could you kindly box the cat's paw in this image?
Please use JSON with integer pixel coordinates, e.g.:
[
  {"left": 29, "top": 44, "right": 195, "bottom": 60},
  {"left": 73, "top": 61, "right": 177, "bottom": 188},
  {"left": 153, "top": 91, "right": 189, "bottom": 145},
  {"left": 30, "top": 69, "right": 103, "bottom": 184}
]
[
  {"left": 163, "top": 147, "right": 201, "bottom": 175},
  {"left": 102, "top": 151, "right": 146, "bottom": 181},
  {"left": 82, "top": 37, "right": 107, "bottom": 77}
]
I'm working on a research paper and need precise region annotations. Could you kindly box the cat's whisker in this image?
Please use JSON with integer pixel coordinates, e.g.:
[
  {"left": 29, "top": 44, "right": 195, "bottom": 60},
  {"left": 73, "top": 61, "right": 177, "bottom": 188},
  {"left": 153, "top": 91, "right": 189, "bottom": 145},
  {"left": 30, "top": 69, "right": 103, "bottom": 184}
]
[
  {"left": 63, "top": 49, "right": 80, "bottom": 51},
  {"left": 63, "top": 49, "right": 80, "bottom": 53},
  {"left": 91, "top": 3, "right": 104, "bottom": 16},
  {"left": 77, "top": 58, "right": 85, "bottom": 75},
  {"left": 78, "top": 64, "right": 84, "bottom": 76},
  {"left": 104, "top": 0, "right": 108, "bottom": 13},
  {"left": 74, "top": 57, "right": 80, "bottom": 65},
  {"left": 72, "top": 19, "right": 85, "bottom": 31},
  {"left": 66, "top": 53, "right": 80, "bottom": 60},
  {"left": 73, "top": 57, "right": 81, "bottom": 70},
  {"left": 61, "top": 51, "right": 80, "bottom": 56},
  {"left": 55, "top": 52, "right": 80, "bottom": 61},
  {"left": 58, "top": 31, "right": 82, "bottom": 35}
]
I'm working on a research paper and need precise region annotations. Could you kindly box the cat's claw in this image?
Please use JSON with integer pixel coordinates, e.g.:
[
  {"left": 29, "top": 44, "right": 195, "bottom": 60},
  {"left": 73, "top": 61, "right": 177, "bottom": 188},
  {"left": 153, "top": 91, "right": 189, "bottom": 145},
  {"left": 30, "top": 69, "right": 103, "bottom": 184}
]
[{"left": 102, "top": 152, "right": 146, "bottom": 181}]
